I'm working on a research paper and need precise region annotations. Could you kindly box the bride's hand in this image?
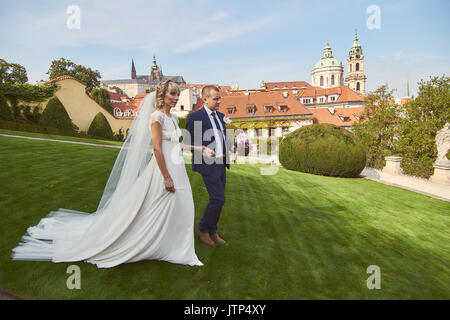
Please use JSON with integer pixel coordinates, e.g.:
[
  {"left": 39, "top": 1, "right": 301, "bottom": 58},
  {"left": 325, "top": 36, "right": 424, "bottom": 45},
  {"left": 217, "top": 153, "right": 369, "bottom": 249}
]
[
  {"left": 164, "top": 176, "right": 175, "bottom": 193},
  {"left": 201, "top": 146, "right": 215, "bottom": 158}
]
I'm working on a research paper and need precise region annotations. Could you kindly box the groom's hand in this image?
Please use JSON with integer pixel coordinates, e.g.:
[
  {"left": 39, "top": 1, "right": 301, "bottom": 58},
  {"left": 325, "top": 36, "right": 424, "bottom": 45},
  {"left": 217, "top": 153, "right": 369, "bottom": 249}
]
[{"left": 202, "top": 146, "right": 215, "bottom": 158}]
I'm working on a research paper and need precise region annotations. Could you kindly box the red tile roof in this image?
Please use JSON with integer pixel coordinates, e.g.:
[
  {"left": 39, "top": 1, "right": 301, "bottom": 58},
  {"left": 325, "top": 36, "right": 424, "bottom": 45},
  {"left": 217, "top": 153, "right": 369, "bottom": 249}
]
[
  {"left": 296, "top": 85, "right": 364, "bottom": 102},
  {"left": 264, "top": 81, "right": 314, "bottom": 90},
  {"left": 310, "top": 107, "right": 366, "bottom": 127},
  {"left": 109, "top": 91, "right": 130, "bottom": 102},
  {"left": 218, "top": 91, "right": 313, "bottom": 119},
  {"left": 48, "top": 75, "right": 86, "bottom": 86}
]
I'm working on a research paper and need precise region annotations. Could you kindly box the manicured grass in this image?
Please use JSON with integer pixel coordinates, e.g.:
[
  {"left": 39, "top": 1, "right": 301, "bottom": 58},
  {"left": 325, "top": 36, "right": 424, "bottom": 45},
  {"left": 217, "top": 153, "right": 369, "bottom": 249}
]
[
  {"left": 0, "top": 129, "right": 124, "bottom": 146},
  {"left": 0, "top": 135, "right": 449, "bottom": 299}
]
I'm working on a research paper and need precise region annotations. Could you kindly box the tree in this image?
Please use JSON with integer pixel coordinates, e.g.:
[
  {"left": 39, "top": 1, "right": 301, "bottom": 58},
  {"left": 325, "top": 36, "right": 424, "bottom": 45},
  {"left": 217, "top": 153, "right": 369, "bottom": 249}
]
[
  {"left": 91, "top": 88, "right": 114, "bottom": 114},
  {"left": 351, "top": 84, "right": 401, "bottom": 168},
  {"left": 88, "top": 112, "right": 114, "bottom": 140},
  {"left": 395, "top": 75, "right": 450, "bottom": 178},
  {"left": 110, "top": 86, "right": 125, "bottom": 95},
  {"left": 0, "top": 82, "right": 57, "bottom": 115},
  {"left": 40, "top": 97, "right": 77, "bottom": 132},
  {"left": 0, "top": 58, "right": 28, "bottom": 84},
  {"left": 0, "top": 93, "right": 14, "bottom": 121},
  {"left": 47, "top": 58, "right": 101, "bottom": 92}
]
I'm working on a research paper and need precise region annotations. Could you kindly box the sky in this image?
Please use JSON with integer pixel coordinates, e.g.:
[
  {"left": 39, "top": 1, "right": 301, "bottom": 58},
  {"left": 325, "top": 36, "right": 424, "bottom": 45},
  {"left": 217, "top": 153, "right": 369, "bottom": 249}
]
[{"left": 1, "top": 0, "right": 449, "bottom": 98}]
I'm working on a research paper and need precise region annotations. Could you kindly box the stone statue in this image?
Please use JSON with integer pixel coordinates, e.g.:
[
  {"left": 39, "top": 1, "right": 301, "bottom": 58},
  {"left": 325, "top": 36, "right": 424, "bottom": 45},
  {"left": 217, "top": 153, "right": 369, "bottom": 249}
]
[{"left": 435, "top": 122, "right": 450, "bottom": 163}]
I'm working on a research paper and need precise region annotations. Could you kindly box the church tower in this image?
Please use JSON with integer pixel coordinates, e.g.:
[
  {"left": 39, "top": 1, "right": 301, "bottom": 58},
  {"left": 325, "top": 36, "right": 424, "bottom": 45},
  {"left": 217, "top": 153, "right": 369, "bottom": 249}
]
[
  {"left": 149, "top": 55, "right": 163, "bottom": 81},
  {"left": 131, "top": 59, "right": 136, "bottom": 79},
  {"left": 345, "top": 31, "right": 367, "bottom": 94}
]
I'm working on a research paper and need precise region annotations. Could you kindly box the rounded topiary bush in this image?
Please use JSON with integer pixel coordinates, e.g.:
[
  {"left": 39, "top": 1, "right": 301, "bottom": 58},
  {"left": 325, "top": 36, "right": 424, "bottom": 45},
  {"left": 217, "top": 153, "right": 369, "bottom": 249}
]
[
  {"left": 0, "top": 93, "right": 14, "bottom": 121},
  {"left": 40, "top": 97, "right": 76, "bottom": 131},
  {"left": 279, "top": 123, "right": 367, "bottom": 178},
  {"left": 88, "top": 112, "right": 114, "bottom": 140}
]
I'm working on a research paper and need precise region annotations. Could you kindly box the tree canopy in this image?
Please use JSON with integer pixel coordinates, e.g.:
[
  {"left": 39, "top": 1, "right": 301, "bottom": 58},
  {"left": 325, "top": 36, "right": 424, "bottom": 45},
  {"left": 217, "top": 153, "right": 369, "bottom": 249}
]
[{"left": 47, "top": 58, "right": 101, "bottom": 92}]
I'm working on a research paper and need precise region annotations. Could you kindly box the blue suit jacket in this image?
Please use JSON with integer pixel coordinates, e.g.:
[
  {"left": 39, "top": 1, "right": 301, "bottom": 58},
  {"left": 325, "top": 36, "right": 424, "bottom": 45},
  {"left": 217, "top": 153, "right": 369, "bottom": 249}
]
[{"left": 185, "top": 107, "right": 231, "bottom": 174}]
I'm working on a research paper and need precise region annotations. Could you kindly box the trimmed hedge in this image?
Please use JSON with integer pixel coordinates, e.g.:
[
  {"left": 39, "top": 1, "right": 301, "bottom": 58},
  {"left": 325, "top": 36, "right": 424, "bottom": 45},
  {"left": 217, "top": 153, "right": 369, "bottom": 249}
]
[
  {"left": 88, "top": 112, "right": 114, "bottom": 140},
  {"left": 279, "top": 124, "right": 367, "bottom": 178},
  {"left": 0, "top": 119, "right": 114, "bottom": 141},
  {"left": 40, "top": 97, "right": 76, "bottom": 132},
  {"left": 0, "top": 93, "right": 14, "bottom": 121}
]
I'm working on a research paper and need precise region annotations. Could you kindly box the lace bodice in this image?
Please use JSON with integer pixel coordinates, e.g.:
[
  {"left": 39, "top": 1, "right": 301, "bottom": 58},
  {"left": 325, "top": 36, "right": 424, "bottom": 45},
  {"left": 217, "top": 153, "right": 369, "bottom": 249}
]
[{"left": 150, "top": 110, "right": 182, "bottom": 142}]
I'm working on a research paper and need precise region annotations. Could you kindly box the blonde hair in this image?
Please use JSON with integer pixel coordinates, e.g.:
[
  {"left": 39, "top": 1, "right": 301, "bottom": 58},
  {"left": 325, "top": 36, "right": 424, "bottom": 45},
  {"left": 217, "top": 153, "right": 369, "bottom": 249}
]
[
  {"left": 155, "top": 80, "right": 180, "bottom": 109},
  {"left": 201, "top": 85, "right": 219, "bottom": 98}
]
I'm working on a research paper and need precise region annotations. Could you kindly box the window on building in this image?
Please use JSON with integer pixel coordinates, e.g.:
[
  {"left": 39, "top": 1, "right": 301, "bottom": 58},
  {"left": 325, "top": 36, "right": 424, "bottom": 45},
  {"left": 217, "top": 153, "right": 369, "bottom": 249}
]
[
  {"left": 246, "top": 105, "right": 256, "bottom": 114},
  {"left": 356, "top": 82, "right": 360, "bottom": 91},
  {"left": 256, "top": 128, "right": 262, "bottom": 137},
  {"left": 356, "top": 63, "right": 359, "bottom": 71},
  {"left": 330, "top": 96, "right": 336, "bottom": 102},
  {"left": 180, "top": 105, "right": 184, "bottom": 111},
  {"left": 302, "top": 98, "right": 312, "bottom": 104},
  {"left": 318, "top": 97, "right": 325, "bottom": 103},
  {"left": 331, "top": 75, "right": 335, "bottom": 86},
  {"left": 269, "top": 128, "right": 275, "bottom": 136},
  {"left": 227, "top": 106, "right": 236, "bottom": 115},
  {"left": 278, "top": 105, "right": 288, "bottom": 112},
  {"left": 320, "top": 76, "right": 324, "bottom": 86},
  {"left": 264, "top": 106, "right": 274, "bottom": 113}
]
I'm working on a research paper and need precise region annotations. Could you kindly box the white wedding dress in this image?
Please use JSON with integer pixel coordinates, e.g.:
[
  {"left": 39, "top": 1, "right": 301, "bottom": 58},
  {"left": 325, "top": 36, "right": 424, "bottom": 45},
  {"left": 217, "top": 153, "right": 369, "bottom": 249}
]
[{"left": 11, "top": 107, "right": 203, "bottom": 268}]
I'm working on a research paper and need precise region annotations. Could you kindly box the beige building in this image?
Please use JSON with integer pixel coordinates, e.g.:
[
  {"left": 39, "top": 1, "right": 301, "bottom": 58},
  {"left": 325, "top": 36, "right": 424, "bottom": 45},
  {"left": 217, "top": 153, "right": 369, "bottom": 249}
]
[
  {"left": 45, "top": 76, "right": 133, "bottom": 134},
  {"left": 100, "top": 56, "right": 186, "bottom": 98}
]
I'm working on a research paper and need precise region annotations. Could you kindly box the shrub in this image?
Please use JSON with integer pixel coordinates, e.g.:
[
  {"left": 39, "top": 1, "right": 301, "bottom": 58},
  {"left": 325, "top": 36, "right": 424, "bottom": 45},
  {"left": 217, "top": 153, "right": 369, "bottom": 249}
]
[
  {"left": 178, "top": 117, "right": 186, "bottom": 129},
  {"left": 40, "top": 97, "right": 76, "bottom": 132},
  {"left": 279, "top": 124, "right": 367, "bottom": 178},
  {"left": 90, "top": 88, "right": 114, "bottom": 115},
  {"left": 0, "top": 93, "right": 14, "bottom": 121},
  {"left": 88, "top": 112, "right": 114, "bottom": 140}
]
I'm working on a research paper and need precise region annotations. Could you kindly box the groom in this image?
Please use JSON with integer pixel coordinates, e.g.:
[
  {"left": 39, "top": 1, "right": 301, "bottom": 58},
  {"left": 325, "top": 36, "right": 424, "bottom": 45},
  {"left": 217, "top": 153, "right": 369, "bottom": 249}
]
[{"left": 185, "top": 85, "right": 235, "bottom": 247}]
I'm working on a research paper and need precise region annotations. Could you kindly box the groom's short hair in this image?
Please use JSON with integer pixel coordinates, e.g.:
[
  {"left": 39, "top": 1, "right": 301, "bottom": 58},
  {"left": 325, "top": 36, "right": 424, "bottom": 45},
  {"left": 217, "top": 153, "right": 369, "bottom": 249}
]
[{"left": 201, "top": 85, "right": 219, "bottom": 98}]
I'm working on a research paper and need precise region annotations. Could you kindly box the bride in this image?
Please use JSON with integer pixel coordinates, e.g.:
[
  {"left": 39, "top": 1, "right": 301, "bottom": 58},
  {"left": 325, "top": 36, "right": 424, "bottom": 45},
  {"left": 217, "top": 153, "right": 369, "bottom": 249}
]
[{"left": 11, "top": 80, "right": 212, "bottom": 268}]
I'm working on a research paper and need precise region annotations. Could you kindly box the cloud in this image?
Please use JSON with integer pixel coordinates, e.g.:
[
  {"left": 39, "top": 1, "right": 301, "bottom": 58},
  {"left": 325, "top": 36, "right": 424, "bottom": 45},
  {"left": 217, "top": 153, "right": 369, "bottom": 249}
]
[
  {"left": 1, "top": 1, "right": 270, "bottom": 56},
  {"left": 376, "top": 50, "right": 448, "bottom": 66},
  {"left": 173, "top": 17, "right": 271, "bottom": 54}
]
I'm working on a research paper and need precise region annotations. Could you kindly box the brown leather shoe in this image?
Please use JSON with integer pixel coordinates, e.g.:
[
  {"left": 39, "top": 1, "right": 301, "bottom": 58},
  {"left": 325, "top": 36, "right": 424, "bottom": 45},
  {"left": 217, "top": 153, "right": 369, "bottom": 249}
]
[
  {"left": 197, "top": 229, "right": 215, "bottom": 247},
  {"left": 210, "top": 233, "right": 227, "bottom": 244}
]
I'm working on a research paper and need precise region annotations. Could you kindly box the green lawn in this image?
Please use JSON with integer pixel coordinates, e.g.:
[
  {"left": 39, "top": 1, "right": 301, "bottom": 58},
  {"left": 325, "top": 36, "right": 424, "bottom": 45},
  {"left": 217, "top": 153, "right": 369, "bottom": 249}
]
[
  {"left": 0, "top": 134, "right": 449, "bottom": 299},
  {"left": 0, "top": 129, "right": 124, "bottom": 146}
]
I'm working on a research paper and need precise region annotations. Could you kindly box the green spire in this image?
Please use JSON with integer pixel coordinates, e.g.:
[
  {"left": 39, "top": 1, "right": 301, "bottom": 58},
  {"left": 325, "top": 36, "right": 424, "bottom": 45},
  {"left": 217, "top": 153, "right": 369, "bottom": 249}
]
[
  {"left": 151, "top": 55, "right": 158, "bottom": 69},
  {"left": 350, "top": 30, "right": 362, "bottom": 54}
]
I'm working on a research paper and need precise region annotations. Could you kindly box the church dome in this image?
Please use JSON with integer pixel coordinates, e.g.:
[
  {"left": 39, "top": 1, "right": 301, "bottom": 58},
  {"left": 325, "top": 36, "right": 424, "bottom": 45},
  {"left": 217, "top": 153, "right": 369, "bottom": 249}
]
[
  {"left": 312, "top": 40, "right": 343, "bottom": 71},
  {"left": 312, "top": 57, "right": 343, "bottom": 70}
]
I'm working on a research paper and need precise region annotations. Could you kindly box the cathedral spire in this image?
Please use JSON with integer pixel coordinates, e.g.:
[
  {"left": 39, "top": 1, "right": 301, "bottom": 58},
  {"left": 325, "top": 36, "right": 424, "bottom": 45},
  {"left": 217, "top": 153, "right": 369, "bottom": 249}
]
[
  {"left": 406, "top": 73, "right": 410, "bottom": 97},
  {"left": 131, "top": 59, "right": 136, "bottom": 79}
]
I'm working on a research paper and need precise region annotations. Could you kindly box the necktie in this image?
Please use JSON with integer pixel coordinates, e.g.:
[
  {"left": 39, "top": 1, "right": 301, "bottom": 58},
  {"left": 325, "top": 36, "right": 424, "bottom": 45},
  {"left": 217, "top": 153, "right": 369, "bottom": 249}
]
[{"left": 211, "top": 111, "right": 229, "bottom": 167}]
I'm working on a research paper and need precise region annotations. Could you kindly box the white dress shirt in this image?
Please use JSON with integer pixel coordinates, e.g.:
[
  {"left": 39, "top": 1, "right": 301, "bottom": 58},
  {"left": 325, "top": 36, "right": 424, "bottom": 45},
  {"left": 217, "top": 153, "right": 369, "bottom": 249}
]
[{"left": 203, "top": 106, "right": 227, "bottom": 158}]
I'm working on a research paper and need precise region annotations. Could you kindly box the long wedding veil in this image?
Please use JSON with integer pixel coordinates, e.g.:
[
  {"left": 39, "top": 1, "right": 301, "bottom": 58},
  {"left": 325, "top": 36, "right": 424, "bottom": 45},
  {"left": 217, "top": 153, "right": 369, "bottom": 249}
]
[{"left": 12, "top": 92, "right": 157, "bottom": 263}]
